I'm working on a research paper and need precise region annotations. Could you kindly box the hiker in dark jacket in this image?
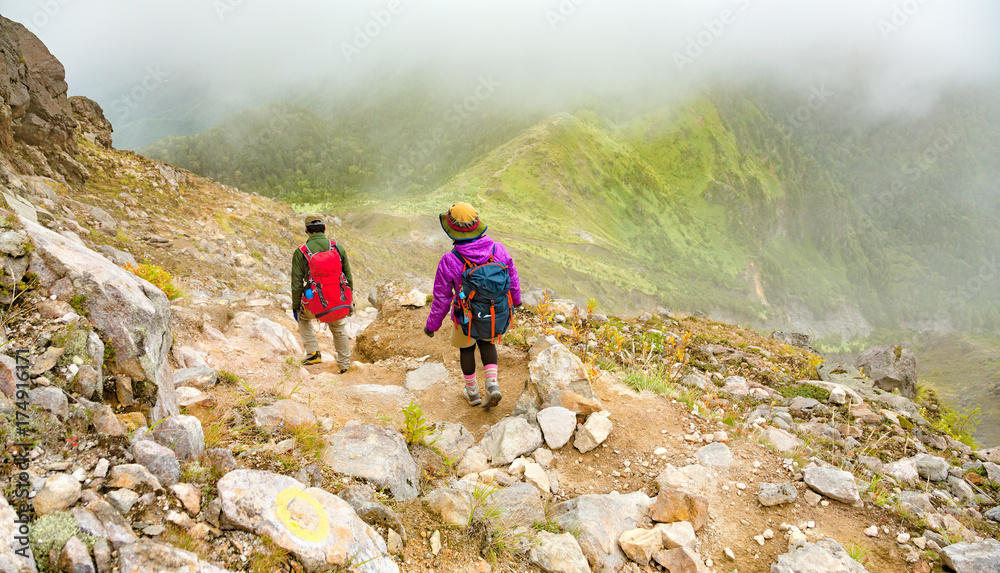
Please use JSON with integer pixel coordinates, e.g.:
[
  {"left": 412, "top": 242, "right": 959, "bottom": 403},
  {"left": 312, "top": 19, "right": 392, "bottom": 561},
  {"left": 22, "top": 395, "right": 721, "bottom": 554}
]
[
  {"left": 424, "top": 203, "right": 521, "bottom": 408},
  {"left": 291, "top": 216, "right": 353, "bottom": 372}
]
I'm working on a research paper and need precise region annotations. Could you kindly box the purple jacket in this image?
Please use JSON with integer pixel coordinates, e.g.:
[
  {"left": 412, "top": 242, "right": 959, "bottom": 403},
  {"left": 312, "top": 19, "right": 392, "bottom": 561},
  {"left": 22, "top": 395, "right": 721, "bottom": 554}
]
[{"left": 426, "top": 235, "right": 522, "bottom": 332}]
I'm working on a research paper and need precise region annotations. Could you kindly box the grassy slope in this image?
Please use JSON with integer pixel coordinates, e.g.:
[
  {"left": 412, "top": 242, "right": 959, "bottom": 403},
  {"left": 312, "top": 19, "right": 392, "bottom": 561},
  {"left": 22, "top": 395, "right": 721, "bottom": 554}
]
[{"left": 357, "top": 98, "right": 853, "bottom": 320}]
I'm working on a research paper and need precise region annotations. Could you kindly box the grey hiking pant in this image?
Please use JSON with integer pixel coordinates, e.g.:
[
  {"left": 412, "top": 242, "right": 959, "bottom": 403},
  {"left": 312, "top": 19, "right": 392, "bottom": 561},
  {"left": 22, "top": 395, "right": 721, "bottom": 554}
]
[{"left": 298, "top": 309, "right": 351, "bottom": 369}]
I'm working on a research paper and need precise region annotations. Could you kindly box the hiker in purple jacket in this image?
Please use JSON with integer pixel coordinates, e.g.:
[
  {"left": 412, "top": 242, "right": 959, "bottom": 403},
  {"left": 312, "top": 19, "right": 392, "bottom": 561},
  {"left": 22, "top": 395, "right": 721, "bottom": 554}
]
[{"left": 424, "top": 203, "right": 522, "bottom": 408}]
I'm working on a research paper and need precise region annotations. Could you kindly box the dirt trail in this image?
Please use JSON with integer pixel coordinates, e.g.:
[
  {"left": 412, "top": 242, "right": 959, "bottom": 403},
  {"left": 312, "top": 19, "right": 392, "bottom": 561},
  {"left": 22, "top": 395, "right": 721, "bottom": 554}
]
[{"left": 179, "top": 300, "right": 911, "bottom": 573}]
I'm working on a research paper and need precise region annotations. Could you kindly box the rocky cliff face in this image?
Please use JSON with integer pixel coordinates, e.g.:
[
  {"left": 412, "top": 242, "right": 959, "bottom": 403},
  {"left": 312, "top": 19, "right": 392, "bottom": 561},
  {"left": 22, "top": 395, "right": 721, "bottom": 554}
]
[{"left": 0, "top": 15, "right": 90, "bottom": 184}]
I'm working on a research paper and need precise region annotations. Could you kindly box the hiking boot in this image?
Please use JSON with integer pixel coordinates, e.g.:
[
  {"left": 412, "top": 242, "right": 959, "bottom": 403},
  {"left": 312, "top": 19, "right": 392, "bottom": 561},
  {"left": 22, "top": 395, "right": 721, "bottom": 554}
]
[
  {"left": 483, "top": 383, "right": 502, "bottom": 409},
  {"left": 302, "top": 352, "right": 322, "bottom": 365},
  {"left": 464, "top": 384, "right": 482, "bottom": 407}
]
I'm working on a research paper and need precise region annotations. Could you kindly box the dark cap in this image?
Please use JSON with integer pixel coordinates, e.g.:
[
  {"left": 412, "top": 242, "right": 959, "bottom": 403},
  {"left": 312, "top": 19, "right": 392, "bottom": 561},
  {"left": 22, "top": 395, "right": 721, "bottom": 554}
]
[{"left": 304, "top": 216, "right": 325, "bottom": 227}]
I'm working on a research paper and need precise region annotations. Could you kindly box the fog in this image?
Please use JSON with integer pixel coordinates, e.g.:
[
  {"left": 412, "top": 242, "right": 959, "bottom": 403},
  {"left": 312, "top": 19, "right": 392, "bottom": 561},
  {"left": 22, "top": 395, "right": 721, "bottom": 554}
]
[{"left": 1, "top": 0, "right": 998, "bottom": 134}]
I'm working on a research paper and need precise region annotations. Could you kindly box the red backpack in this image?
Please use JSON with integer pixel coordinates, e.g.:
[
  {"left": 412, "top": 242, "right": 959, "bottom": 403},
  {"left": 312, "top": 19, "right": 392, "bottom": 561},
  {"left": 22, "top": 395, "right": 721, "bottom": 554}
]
[{"left": 299, "top": 241, "right": 352, "bottom": 322}]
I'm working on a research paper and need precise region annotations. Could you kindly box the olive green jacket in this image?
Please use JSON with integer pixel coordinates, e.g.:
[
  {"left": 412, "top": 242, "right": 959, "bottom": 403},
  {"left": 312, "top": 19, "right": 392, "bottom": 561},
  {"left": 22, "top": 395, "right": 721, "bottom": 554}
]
[{"left": 291, "top": 233, "right": 353, "bottom": 311}]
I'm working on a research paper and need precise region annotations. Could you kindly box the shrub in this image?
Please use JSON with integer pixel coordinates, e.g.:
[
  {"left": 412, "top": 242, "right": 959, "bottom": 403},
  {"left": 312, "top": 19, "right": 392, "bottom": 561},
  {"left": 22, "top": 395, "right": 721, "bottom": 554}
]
[{"left": 124, "top": 263, "right": 179, "bottom": 299}]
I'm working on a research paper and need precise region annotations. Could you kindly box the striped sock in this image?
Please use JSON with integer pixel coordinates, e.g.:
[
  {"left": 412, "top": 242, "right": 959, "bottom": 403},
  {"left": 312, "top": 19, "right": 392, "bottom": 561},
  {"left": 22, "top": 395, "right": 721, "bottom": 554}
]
[
  {"left": 484, "top": 364, "right": 498, "bottom": 387},
  {"left": 463, "top": 373, "right": 478, "bottom": 389}
]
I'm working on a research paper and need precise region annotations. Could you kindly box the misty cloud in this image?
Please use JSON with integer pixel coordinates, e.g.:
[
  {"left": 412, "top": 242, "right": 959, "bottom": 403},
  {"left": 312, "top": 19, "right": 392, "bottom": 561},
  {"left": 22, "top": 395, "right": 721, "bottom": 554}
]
[{"left": 2, "top": 0, "right": 997, "bottom": 127}]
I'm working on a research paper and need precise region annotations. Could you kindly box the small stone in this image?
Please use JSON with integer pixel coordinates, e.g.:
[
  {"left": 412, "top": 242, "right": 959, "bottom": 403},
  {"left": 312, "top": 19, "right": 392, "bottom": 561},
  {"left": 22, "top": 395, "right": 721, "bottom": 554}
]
[
  {"left": 763, "top": 529, "right": 774, "bottom": 539},
  {"left": 387, "top": 529, "right": 404, "bottom": 554},
  {"left": 754, "top": 535, "right": 765, "bottom": 546},
  {"left": 58, "top": 536, "right": 95, "bottom": 573},
  {"left": 724, "top": 547, "right": 735, "bottom": 560},
  {"left": 33, "top": 473, "right": 81, "bottom": 516},
  {"left": 107, "top": 489, "right": 140, "bottom": 514},
  {"left": 619, "top": 528, "right": 661, "bottom": 566},
  {"left": 864, "top": 525, "right": 879, "bottom": 537},
  {"left": 897, "top": 533, "right": 911, "bottom": 544},
  {"left": 430, "top": 530, "right": 441, "bottom": 555}
]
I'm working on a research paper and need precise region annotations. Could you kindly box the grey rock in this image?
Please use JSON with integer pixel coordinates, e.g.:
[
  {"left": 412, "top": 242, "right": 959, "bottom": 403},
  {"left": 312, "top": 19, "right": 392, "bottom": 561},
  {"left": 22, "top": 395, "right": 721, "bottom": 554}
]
[
  {"left": 912, "top": 454, "right": 950, "bottom": 482},
  {"left": 427, "top": 421, "right": 474, "bottom": 463},
  {"left": 573, "top": 411, "right": 612, "bottom": 454},
  {"left": 529, "top": 531, "right": 591, "bottom": 573},
  {"left": 456, "top": 447, "right": 489, "bottom": 477},
  {"left": 33, "top": 473, "right": 81, "bottom": 516},
  {"left": 653, "top": 521, "right": 697, "bottom": 549},
  {"left": 803, "top": 467, "right": 860, "bottom": 504},
  {"left": 789, "top": 396, "right": 820, "bottom": 414},
  {"left": 0, "top": 493, "right": 37, "bottom": 573},
  {"left": 131, "top": 440, "right": 179, "bottom": 487},
  {"left": 536, "top": 407, "right": 577, "bottom": 450},
  {"left": 252, "top": 399, "right": 317, "bottom": 431},
  {"left": 491, "top": 482, "right": 545, "bottom": 527},
  {"left": 481, "top": 417, "right": 544, "bottom": 465},
  {"left": 58, "top": 536, "right": 94, "bottom": 573},
  {"left": 678, "top": 373, "right": 710, "bottom": 391},
  {"left": 551, "top": 492, "right": 652, "bottom": 573},
  {"left": 92, "top": 538, "right": 111, "bottom": 573},
  {"left": 694, "top": 442, "right": 732, "bottom": 469},
  {"left": 150, "top": 415, "right": 204, "bottom": 461},
  {"left": 118, "top": 540, "right": 228, "bottom": 573},
  {"left": 940, "top": 539, "right": 1000, "bottom": 573},
  {"left": 105, "top": 464, "right": 162, "bottom": 492},
  {"left": 404, "top": 362, "right": 448, "bottom": 391},
  {"left": 321, "top": 421, "right": 419, "bottom": 501},
  {"left": 855, "top": 344, "right": 917, "bottom": 398},
  {"left": 217, "top": 470, "right": 397, "bottom": 573},
  {"left": 512, "top": 339, "right": 598, "bottom": 422},
  {"left": 899, "top": 491, "right": 934, "bottom": 514},
  {"left": 758, "top": 483, "right": 798, "bottom": 507},
  {"left": 981, "top": 462, "right": 1000, "bottom": 484},
  {"left": 771, "top": 538, "right": 870, "bottom": 572},
  {"left": 948, "top": 476, "right": 977, "bottom": 505},
  {"left": 172, "top": 366, "right": 218, "bottom": 390},
  {"left": 72, "top": 365, "right": 101, "bottom": 400},
  {"left": 721, "top": 376, "right": 749, "bottom": 398},
  {"left": 27, "top": 386, "right": 68, "bottom": 418},
  {"left": 204, "top": 448, "right": 238, "bottom": 474},
  {"left": 106, "top": 489, "right": 139, "bottom": 515},
  {"left": 424, "top": 487, "right": 473, "bottom": 526},
  {"left": 338, "top": 486, "right": 406, "bottom": 542},
  {"left": 81, "top": 500, "right": 138, "bottom": 548},
  {"left": 763, "top": 427, "right": 804, "bottom": 453},
  {"left": 884, "top": 459, "right": 919, "bottom": 485},
  {"left": 22, "top": 217, "right": 177, "bottom": 421},
  {"left": 984, "top": 506, "right": 1000, "bottom": 522}
]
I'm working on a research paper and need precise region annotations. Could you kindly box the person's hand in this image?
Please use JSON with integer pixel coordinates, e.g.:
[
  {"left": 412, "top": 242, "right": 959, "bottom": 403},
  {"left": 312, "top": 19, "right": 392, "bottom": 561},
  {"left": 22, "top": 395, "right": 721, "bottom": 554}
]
[
  {"left": 423, "top": 327, "right": 435, "bottom": 338},
  {"left": 293, "top": 310, "right": 300, "bottom": 322}
]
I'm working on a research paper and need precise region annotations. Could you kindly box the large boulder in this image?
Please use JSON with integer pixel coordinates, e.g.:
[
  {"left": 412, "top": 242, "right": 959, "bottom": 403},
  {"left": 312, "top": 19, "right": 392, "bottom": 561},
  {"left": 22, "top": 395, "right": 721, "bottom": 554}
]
[
  {"left": 321, "top": 421, "right": 419, "bottom": 501},
  {"left": 803, "top": 467, "right": 860, "bottom": 504},
  {"left": 217, "top": 470, "right": 397, "bottom": 573},
  {"left": 771, "top": 538, "right": 870, "bottom": 572},
  {"left": 0, "top": 16, "right": 83, "bottom": 182},
  {"left": 940, "top": 539, "right": 1000, "bottom": 572},
  {"left": 551, "top": 492, "right": 652, "bottom": 573},
  {"left": 512, "top": 338, "right": 600, "bottom": 422},
  {"left": 855, "top": 344, "right": 917, "bottom": 398},
  {"left": 20, "top": 217, "right": 176, "bottom": 421}
]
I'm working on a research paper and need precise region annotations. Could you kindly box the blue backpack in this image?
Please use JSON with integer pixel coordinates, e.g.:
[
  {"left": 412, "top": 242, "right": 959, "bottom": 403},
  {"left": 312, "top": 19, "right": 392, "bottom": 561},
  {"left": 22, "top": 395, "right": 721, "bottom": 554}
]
[{"left": 452, "top": 247, "right": 513, "bottom": 342}]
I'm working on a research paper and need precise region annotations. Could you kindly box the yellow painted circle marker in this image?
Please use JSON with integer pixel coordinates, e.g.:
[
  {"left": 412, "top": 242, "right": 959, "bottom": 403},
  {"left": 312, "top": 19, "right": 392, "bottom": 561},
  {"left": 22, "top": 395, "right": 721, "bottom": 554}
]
[{"left": 275, "top": 487, "right": 330, "bottom": 543}]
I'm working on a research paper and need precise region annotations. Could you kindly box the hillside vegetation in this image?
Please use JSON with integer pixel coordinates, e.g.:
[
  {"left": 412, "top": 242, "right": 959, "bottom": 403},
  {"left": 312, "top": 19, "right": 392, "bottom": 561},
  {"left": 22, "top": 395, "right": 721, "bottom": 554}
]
[{"left": 143, "top": 87, "right": 1000, "bottom": 339}]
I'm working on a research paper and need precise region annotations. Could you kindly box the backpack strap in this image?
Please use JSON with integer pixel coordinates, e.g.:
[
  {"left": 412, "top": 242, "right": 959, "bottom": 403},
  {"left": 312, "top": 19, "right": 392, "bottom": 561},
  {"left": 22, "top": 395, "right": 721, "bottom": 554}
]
[
  {"left": 299, "top": 244, "right": 313, "bottom": 261},
  {"left": 452, "top": 249, "right": 471, "bottom": 269}
]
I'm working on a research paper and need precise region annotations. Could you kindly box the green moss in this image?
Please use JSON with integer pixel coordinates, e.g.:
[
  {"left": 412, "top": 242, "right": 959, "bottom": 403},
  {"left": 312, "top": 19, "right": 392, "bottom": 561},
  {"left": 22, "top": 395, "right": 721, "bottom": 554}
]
[
  {"left": 777, "top": 384, "right": 831, "bottom": 402},
  {"left": 29, "top": 512, "right": 98, "bottom": 573},
  {"left": 69, "top": 295, "right": 88, "bottom": 317}
]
